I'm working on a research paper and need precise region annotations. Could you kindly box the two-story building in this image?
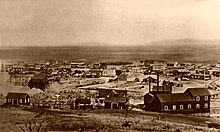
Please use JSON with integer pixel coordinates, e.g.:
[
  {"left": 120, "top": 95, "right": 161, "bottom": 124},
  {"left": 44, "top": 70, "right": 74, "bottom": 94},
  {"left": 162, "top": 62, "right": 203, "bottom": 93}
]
[
  {"left": 144, "top": 88, "right": 211, "bottom": 114},
  {"left": 96, "top": 89, "right": 128, "bottom": 109}
]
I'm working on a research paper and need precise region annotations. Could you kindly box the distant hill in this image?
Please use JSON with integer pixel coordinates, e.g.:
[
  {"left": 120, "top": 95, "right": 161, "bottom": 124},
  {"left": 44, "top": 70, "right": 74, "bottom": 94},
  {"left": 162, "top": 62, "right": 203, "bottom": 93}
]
[
  {"left": 146, "top": 39, "right": 220, "bottom": 46},
  {"left": 66, "top": 39, "right": 220, "bottom": 47}
]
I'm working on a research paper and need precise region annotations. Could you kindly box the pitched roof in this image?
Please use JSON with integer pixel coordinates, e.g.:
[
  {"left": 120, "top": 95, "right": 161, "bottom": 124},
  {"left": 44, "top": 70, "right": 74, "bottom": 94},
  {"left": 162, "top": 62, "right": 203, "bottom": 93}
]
[
  {"left": 156, "top": 93, "right": 193, "bottom": 103},
  {"left": 185, "top": 88, "right": 211, "bottom": 96},
  {"left": 144, "top": 75, "right": 157, "bottom": 80},
  {"left": 6, "top": 92, "right": 29, "bottom": 99}
]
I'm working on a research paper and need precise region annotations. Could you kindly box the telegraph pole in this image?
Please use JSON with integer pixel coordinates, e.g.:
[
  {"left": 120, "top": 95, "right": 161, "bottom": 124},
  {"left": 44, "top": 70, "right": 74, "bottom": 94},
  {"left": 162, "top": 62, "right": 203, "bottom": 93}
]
[
  {"left": 125, "top": 88, "right": 128, "bottom": 118},
  {"left": 203, "top": 69, "right": 206, "bottom": 87}
]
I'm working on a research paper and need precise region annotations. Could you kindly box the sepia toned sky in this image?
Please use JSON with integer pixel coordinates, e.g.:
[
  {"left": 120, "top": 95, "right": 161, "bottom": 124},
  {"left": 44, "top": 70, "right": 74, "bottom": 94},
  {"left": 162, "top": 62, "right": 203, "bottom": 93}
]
[{"left": 0, "top": 0, "right": 220, "bottom": 46}]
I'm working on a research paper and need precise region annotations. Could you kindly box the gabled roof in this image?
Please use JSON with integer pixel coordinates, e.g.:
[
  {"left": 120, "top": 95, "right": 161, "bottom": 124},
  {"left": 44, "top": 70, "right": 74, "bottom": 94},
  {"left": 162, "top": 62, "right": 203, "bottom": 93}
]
[
  {"left": 6, "top": 92, "right": 29, "bottom": 99},
  {"left": 156, "top": 93, "right": 193, "bottom": 103},
  {"left": 185, "top": 88, "right": 211, "bottom": 96},
  {"left": 144, "top": 75, "right": 157, "bottom": 80}
]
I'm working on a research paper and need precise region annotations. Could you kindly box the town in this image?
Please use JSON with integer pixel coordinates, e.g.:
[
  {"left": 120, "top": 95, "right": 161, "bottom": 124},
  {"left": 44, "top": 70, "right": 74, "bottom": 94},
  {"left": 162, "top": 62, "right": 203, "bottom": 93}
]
[{"left": 1, "top": 59, "right": 220, "bottom": 115}]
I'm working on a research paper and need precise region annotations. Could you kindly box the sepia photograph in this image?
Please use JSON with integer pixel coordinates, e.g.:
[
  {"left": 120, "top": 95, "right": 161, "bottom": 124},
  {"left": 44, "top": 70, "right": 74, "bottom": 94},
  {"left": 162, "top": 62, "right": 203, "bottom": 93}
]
[{"left": 0, "top": 0, "right": 220, "bottom": 131}]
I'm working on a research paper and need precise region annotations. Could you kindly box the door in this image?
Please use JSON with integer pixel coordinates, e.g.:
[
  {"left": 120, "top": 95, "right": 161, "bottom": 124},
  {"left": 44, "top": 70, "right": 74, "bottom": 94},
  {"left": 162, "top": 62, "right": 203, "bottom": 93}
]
[
  {"left": 112, "top": 103, "right": 118, "bottom": 109},
  {"left": 14, "top": 99, "right": 18, "bottom": 105}
]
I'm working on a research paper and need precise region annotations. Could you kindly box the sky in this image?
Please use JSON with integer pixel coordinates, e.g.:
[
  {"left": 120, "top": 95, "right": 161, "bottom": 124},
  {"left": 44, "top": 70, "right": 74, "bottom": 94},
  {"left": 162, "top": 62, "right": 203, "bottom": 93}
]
[{"left": 0, "top": 0, "right": 220, "bottom": 47}]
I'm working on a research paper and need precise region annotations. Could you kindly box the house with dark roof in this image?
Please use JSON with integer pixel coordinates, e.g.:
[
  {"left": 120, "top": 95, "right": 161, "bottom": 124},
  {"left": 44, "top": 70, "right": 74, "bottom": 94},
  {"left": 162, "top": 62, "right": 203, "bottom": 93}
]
[
  {"left": 75, "top": 98, "right": 93, "bottom": 109},
  {"left": 6, "top": 92, "right": 30, "bottom": 106},
  {"left": 144, "top": 88, "right": 211, "bottom": 114},
  {"left": 28, "top": 74, "right": 48, "bottom": 90}
]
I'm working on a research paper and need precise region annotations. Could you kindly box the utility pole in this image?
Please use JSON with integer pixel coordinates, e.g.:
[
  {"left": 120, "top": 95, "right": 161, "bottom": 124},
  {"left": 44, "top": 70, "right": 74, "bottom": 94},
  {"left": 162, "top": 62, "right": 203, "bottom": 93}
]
[
  {"left": 125, "top": 88, "right": 128, "bottom": 118},
  {"left": 204, "top": 69, "right": 206, "bottom": 88}
]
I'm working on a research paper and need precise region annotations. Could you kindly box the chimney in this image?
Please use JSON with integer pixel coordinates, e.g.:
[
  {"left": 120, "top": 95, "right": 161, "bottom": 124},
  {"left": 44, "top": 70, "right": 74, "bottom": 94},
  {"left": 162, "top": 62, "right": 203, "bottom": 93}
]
[
  {"left": 157, "top": 72, "right": 159, "bottom": 92},
  {"left": 163, "top": 80, "right": 166, "bottom": 92}
]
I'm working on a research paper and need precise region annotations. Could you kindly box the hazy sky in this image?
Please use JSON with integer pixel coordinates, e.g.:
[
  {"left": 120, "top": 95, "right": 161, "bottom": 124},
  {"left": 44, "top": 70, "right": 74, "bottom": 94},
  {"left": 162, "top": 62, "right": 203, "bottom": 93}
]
[{"left": 0, "top": 0, "right": 220, "bottom": 46}]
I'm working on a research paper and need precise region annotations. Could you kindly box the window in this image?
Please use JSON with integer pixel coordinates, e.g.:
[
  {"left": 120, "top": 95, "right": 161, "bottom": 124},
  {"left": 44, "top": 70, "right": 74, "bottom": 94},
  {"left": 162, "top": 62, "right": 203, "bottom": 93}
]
[
  {"left": 196, "top": 104, "right": 200, "bottom": 109},
  {"left": 204, "top": 103, "right": 208, "bottom": 108},
  {"left": 20, "top": 99, "right": 22, "bottom": 103},
  {"left": 8, "top": 99, "right": 11, "bottom": 102},
  {"left": 205, "top": 96, "right": 209, "bottom": 101},
  {"left": 24, "top": 99, "right": 26, "bottom": 103},
  {"left": 173, "top": 105, "right": 176, "bottom": 110},
  {"left": 196, "top": 96, "right": 200, "bottom": 101},
  {"left": 180, "top": 105, "right": 184, "bottom": 110},
  {"left": 188, "top": 104, "right": 191, "bottom": 109},
  {"left": 164, "top": 105, "right": 168, "bottom": 111},
  {"left": 27, "top": 98, "right": 30, "bottom": 102}
]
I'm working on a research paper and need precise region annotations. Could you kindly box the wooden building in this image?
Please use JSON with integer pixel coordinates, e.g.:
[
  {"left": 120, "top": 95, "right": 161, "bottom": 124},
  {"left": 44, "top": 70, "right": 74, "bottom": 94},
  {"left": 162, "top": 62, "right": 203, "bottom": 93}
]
[
  {"left": 104, "top": 97, "right": 127, "bottom": 109},
  {"left": 6, "top": 92, "right": 30, "bottom": 106},
  {"left": 191, "top": 74, "right": 211, "bottom": 80},
  {"left": 144, "top": 88, "right": 211, "bottom": 114},
  {"left": 75, "top": 98, "right": 92, "bottom": 109},
  {"left": 96, "top": 89, "right": 128, "bottom": 109}
]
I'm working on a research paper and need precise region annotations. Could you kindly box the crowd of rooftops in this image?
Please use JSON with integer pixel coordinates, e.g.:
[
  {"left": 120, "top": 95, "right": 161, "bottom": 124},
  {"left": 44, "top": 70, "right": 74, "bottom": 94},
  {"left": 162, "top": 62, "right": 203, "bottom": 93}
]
[
  {"left": 2, "top": 59, "right": 220, "bottom": 86},
  {"left": 1, "top": 59, "right": 220, "bottom": 112}
]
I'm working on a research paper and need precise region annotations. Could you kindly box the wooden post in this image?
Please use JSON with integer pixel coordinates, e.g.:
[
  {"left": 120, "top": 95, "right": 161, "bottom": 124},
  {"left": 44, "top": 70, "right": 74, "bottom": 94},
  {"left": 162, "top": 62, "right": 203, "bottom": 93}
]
[
  {"left": 149, "top": 77, "right": 151, "bottom": 92},
  {"left": 125, "top": 89, "right": 128, "bottom": 118}
]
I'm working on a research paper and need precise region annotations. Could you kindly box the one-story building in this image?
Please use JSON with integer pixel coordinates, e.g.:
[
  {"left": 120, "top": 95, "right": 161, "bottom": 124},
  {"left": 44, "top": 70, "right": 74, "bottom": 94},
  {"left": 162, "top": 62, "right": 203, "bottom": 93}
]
[{"left": 6, "top": 92, "right": 30, "bottom": 106}]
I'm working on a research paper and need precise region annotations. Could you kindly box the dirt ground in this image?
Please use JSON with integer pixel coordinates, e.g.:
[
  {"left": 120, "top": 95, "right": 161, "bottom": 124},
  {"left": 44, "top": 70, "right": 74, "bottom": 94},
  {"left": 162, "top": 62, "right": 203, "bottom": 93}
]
[{"left": 0, "top": 107, "right": 220, "bottom": 132}]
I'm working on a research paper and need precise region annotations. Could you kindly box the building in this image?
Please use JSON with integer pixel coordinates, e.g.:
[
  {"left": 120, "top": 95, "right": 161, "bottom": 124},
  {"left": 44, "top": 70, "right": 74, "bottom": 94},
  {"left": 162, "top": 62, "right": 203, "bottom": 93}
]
[
  {"left": 75, "top": 98, "right": 93, "bottom": 109},
  {"left": 9, "top": 73, "right": 35, "bottom": 86},
  {"left": 104, "top": 96, "right": 127, "bottom": 109},
  {"left": 102, "top": 68, "right": 116, "bottom": 77},
  {"left": 191, "top": 74, "right": 211, "bottom": 80},
  {"left": 6, "top": 92, "right": 30, "bottom": 106},
  {"left": 96, "top": 89, "right": 128, "bottom": 109},
  {"left": 9, "top": 65, "right": 25, "bottom": 74},
  {"left": 28, "top": 74, "right": 48, "bottom": 90},
  {"left": 88, "top": 69, "right": 103, "bottom": 78},
  {"left": 144, "top": 88, "right": 211, "bottom": 114}
]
